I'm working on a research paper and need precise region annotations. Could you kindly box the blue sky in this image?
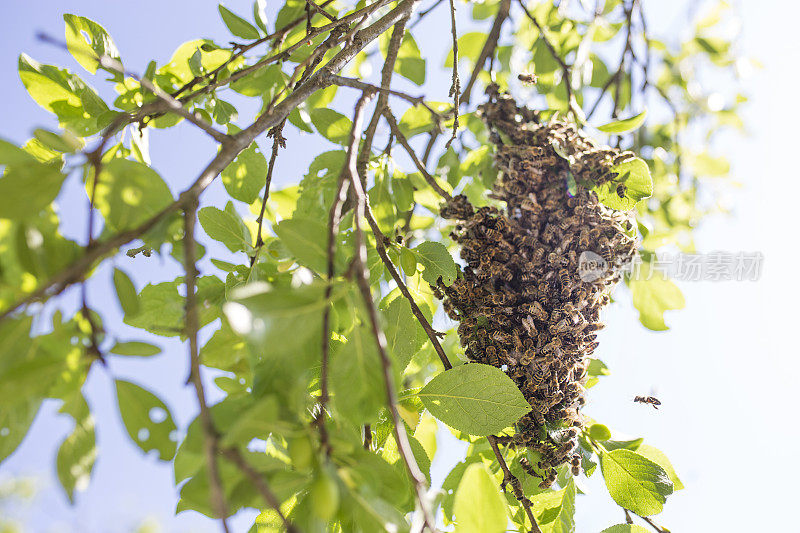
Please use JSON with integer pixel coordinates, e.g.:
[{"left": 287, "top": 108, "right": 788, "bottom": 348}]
[{"left": 1, "top": 1, "right": 798, "bottom": 532}]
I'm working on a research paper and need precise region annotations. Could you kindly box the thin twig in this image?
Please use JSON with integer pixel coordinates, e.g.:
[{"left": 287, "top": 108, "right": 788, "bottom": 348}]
[
  {"left": 460, "top": 0, "right": 511, "bottom": 106},
  {"left": 381, "top": 109, "right": 452, "bottom": 201},
  {"left": 222, "top": 448, "right": 299, "bottom": 533},
  {"left": 251, "top": 122, "right": 286, "bottom": 268},
  {"left": 517, "top": 1, "right": 578, "bottom": 117},
  {"left": 329, "top": 74, "right": 427, "bottom": 108},
  {"left": 487, "top": 435, "right": 542, "bottom": 533},
  {"left": 444, "top": 0, "right": 460, "bottom": 148},
  {"left": 182, "top": 199, "right": 230, "bottom": 532},
  {"left": 363, "top": 210, "right": 452, "bottom": 370},
  {"left": 346, "top": 91, "right": 439, "bottom": 533},
  {"left": 305, "top": 0, "right": 337, "bottom": 22},
  {"left": 1, "top": 0, "right": 421, "bottom": 323},
  {"left": 37, "top": 33, "right": 230, "bottom": 144}
]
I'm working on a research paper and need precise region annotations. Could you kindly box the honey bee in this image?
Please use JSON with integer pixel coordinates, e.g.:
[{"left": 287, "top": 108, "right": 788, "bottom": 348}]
[
  {"left": 517, "top": 72, "right": 538, "bottom": 84},
  {"left": 634, "top": 395, "right": 661, "bottom": 409},
  {"left": 530, "top": 300, "right": 548, "bottom": 321},
  {"left": 570, "top": 454, "right": 581, "bottom": 476}
]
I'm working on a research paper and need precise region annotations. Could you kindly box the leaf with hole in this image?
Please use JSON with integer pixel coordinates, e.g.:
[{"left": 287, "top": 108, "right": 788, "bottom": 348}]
[{"left": 115, "top": 379, "right": 177, "bottom": 461}]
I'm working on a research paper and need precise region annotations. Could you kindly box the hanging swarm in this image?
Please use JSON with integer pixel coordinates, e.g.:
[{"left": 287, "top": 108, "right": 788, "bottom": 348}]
[{"left": 437, "top": 94, "right": 638, "bottom": 488}]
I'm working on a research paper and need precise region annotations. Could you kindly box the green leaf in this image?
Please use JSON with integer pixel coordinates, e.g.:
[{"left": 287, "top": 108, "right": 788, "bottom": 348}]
[
  {"left": 94, "top": 159, "right": 173, "bottom": 232},
  {"left": 418, "top": 363, "right": 530, "bottom": 436},
  {"left": 221, "top": 142, "right": 267, "bottom": 204},
  {"left": 309, "top": 108, "right": 353, "bottom": 145},
  {"left": 332, "top": 322, "right": 386, "bottom": 426},
  {"left": 112, "top": 268, "right": 140, "bottom": 317},
  {"left": 597, "top": 109, "right": 647, "bottom": 133},
  {"left": 600, "top": 526, "right": 650, "bottom": 533},
  {"left": 109, "top": 341, "right": 161, "bottom": 357},
  {"left": 381, "top": 296, "right": 426, "bottom": 372},
  {"left": 198, "top": 203, "right": 253, "bottom": 253},
  {"left": 597, "top": 156, "right": 654, "bottom": 210},
  {"left": 412, "top": 241, "right": 457, "bottom": 286},
  {"left": 393, "top": 33, "right": 426, "bottom": 85},
  {"left": 629, "top": 265, "right": 685, "bottom": 331},
  {"left": 160, "top": 39, "right": 234, "bottom": 84},
  {"left": 445, "top": 32, "right": 489, "bottom": 68},
  {"left": 33, "top": 128, "right": 83, "bottom": 153},
  {"left": 274, "top": 217, "right": 335, "bottom": 274},
  {"left": 226, "top": 281, "right": 340, "bottom": 366},
  {"left": 532, "top": 479, "right": 576, "bottom": 533},
  {"left": 398, "top": 102, "right": 450, "bottom": 138},
  {"left": 213, "top": 99, "right": 238, "bottom": 124},
  {"left": 0, "top": 139, "right": 65, "bottom": 220},
  {"left": 400, "top": 247, "right": 417, "bottom": 276},
  {"left": 589, "top": 424, "right": 611, "bottom": 441},
  {"left": 218, "top": 4, "right": 261, "bottom": 39},
  {"left": 0, "top": 398, "right": 40, "bottom": 465},
  {"left": 453, "top": 463, "right": 508, "bottom": 533},
  {"left": 115, "top": 379, "right": 177, "bottom": 461},
  {"left": 18, "top": 54, "right": 109, "bottom": 136},
  {"left": 63, "top": 14, "right": 121, "bottom": 75},
  {"left": 123, "top": 278, "right": 222, "bottom": 337},
  {"left": 636, "top": 444, "right": 684, "bottom": 491},
  {"left": 56, "top": 394, "right": 97, "bottom": 503},
  {"left": 600, "top": 449, "right": 673, "bottom": 516},
  {"left": 231, "top": 64, "right": 286, "bottom": 99}
]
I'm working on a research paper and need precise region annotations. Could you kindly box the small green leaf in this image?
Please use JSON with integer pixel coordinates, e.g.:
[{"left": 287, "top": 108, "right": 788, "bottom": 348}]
[
  {"left": 418, "top": 363, "right": 531, "bottom": 436},
  {"left": 412, "top": 241, "right": 458, "bottom": 286},
  {"left": 94, "top": 159, "right": 173, "bottom": 232},
  {"left": 63, "top": 14, "right": 121, "bottom": 76},
  {"left": 597, "top": 156, "right": 654, "bottom": 210},
  {"left": 600, "top": 526, "right": 650, "bottom": 533},
  {"left": 309, "top": 108, "right": 353, "bottom": 145},
  {"left": 221, "top": 141, "right": 268, "bottom": 204},
  {"left": 213, "top": 99, "right": 238, "bottom": 124},
  {"left": 600, "top": 449, "right": 673, "bottom": 516},
  {"left": 33, "top": 128, "right": 82, "bottom": 153},
  {"left": 198, "top": 203, "right": 252, "bottom": 253},
  {"left": 400, "top": 248, "right": 418, "bottom": 275},
  {"left": 597, "top": 109, "right": 647, "bottom": 133},
  {"left": 56, "top": 395, "right": 96, "bottom": 503},
  {"left": 115, "top": 379, "right": 177, "bottom": 461},
  {"left": 188, "top": 48, "right": 203, "bottom": 77},
  {"left": 0, "top": 139, "right": 65, "bottom": 220},
  {"left": 218, "top": 4, "right": 261, "bottom": 39},
  {"left": 629, "top": 264, "right": 685, "bottom": 331},
  {"left": 589, "top": 423, "right": 611, "bottom": 441},
  {"left": 332, "top": 322, "right": 386, "bottom": 426},
  {"left": 381, "top": 296, "right": 426, "bottom": 372},
  {"left": 636, "top": 444, "right": 684, "bottom": 491},
  {"left": 109, "top": 341, "right": 161, "bottom": 357},
  {"left": 274, "top": 217, "right": 335, "bottom": 274},
  {"left": 453, "top": 463, "right": 508, "bottom": 533},
  {"left": 531, "top": 478, "right": 576, "bottom": 533},
  {"left": 113, "top": 268, "right": 140, "bottom": 317}
]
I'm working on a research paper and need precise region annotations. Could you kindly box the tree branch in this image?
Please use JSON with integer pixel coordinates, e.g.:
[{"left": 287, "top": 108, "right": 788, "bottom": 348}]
[
  {"left": 381, "top": 108, "right": 452, "bottom": 201},
  {"left": 222, "top": 448, "right": 299, "bottom": 533},
  {"left": 182, "top": 199, "right": 230, "bottom": 532},
  {"left": 363, "top": 210, "right": 452, "bottom": 370},
  {"left": 487, "top": 435, "right": 542, "bottom": 533},
  {"left": 345, "top": 91, "right": 439, "bottom": 533},
  {"left": 0, "top": 0, "right": 422, "bottom": 323},
  {"left": 460, "top": 0, "right": 511, "bottom": 106}
]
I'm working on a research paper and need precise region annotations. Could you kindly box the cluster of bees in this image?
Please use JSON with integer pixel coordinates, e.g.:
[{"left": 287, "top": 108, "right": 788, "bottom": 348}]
[{"left": 436, "top": 95, "right": 638, "bottom": 488}]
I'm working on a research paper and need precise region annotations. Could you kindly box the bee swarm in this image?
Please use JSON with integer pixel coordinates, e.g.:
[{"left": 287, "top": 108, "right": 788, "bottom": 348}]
[{"left": 437, "top": 95, "right": 637, "bottom": 488}]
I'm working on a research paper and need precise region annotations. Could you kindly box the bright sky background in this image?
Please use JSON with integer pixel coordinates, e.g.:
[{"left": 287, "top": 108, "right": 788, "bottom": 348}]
[{"left": 1, "top": 1, "right": 798, "bottom": 532}]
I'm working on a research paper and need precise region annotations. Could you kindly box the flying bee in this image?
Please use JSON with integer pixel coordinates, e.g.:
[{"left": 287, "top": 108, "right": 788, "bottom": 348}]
[
  {"left": 518, "top": 72, "right": 538, "bottom": 85},
  {"left": 634, "top": 395, "right": 661, "bottom": 409}
]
